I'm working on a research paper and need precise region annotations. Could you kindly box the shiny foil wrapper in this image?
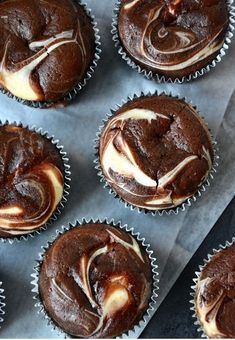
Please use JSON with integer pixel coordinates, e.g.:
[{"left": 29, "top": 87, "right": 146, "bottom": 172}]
[
  {"left": 0, "top": 282, "right": 5, "bottom": 328},
  {"left": 0, "top": 120, "right": 71, "bottom": 244},
  {"left": 0, "top": 1, "right": 102, "bottom": 109},
  {"left": 111, "top": 0, "right": 235, "bottom": 83},
  {"left": 190, "top": 239, "right": 235, "bottom": 339},
  {"left": 31, "top": 218, "right": 159, "bottom": 339},
  {"left": 94, "top": 91, "right": 219, "bottom": 216}
]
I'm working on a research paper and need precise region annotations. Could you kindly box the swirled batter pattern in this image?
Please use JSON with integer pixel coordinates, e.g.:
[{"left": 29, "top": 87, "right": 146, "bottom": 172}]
[
  {"left": 39, "top": 224, "right": 152, "bottom": 338},
  {"left": 99, "top": 95, "right": 214, "bottom": 210},
  {"left": 0, "top": 0, "right": 95, "bottom": 101},
  {"left": 196, "top": 245, "right": 235, "bottom": 338},
  {"left": 0, "top": 125, "right": 64, "bottom": 237},
  {"left": 118, "top": 0, "right": 229, "bottom": 78}
]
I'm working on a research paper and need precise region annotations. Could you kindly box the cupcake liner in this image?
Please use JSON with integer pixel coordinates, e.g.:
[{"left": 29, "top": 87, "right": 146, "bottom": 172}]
[
  {"left": 0, "top": 120, "right": 71, "bottom": 244},
  {"left": 111, "top": 0, "right": 235, "bottom": 83},
  {"left": 0, "top": 0, "right": 101, "bottom": 109},
  {"left": 94, "top": 91, "right": 219, "bottom": 217},
  {"left": 190, "top": 238, "right": 235, "bottom": 338},
  {"left": 0, "top": 282, "right": 5, "bottom": 328},
  {"left": 31, "top": 217, "right": 159, "bottom": 339}
]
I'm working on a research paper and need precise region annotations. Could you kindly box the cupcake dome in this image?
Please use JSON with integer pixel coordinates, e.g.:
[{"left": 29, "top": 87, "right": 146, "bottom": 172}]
[
  {"left": 0, "top": 0, "right": 95, "bottom": 102},
  {"left": 118, "top": 0, "right": 229, "bottom": 80},
  {"left": 0, "top": 124, "right": 65, "bottom": 238},
  {"left": 195, "top": 244, "right": 235, "bottom": 338},
  {"left": 98, "top": 94, "right": 214, "bottom": 211},
  {"left": 39, "top": 223, "right": 153, "bottom": 338}
]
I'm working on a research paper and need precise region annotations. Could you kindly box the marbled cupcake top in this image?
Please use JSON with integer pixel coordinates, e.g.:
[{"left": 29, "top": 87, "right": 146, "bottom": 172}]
[
  {"left": 0, "top": 125, "right": 64, "bottom": 237},
  {"left": 0, "top": 0, "right": 95, "bottom": 102},
  {"left": 118, "top": 0, "right": 229, "bottom": 79},
  {"left": 39, "top": 223, "right": 152, "bottom": 338},
  {"left": 99, "top": 95, "right": 214, "bottom": 211},
  {"left": 195, "top": 245, "right": 235, "bottom": 338}
]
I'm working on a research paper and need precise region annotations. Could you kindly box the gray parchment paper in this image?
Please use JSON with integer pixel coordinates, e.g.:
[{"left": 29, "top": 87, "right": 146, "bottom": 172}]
[{"left": 0, "top": 1, "right": 235, "bottom": 338}]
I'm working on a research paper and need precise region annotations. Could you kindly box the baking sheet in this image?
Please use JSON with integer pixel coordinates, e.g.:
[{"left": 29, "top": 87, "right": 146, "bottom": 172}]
[{"left": 0, "top": 0, "right": 235, "bottom": 338}]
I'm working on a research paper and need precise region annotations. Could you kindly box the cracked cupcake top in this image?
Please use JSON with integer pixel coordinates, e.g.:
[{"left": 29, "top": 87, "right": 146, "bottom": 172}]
[
  {"left": 0, "top": 0, "right": 95, "bottom": 102},
  {"left": 118, "top": 0, "right": 229, "bottom": 79},
  {"left": 99, "top": 95, "right": 214, "bottom": 211},
  {"left": 0, "top": 125, "right": 64, "bottom": 238},
  {"left": 39, "top": 223, "right": 152, "bottom": 338},
  {"left": 195, "top": 245, "right": 235, "bottom": 338}
]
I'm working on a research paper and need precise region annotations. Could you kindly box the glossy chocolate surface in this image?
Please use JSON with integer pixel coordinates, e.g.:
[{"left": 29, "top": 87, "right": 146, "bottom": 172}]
[
  {"left": 0, "top": 125, "right": 64, "bottom": 237},
  {"left": 196, "top": 245, "right": 235, "bottom": 338},
  {"left": 99, "top": 95, "right": 214, "bottom": 210},
  {"left": 0, "top": 0, "right": 95, "bottom": 102},
  {"left": 39, "top": 223, "right": 152, "bottom": 338},
  {"left": 118, "top": 0, "right": 229, "bottom": 79}
]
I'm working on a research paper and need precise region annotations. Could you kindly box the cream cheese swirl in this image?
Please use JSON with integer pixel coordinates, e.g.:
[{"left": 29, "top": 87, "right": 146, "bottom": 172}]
[
  {"left": 39, "top": 224, "right": 152, "bottom": 338},
  {"left": 100, "top": 100, "right": 213, "bottom": 210},
  {"left": 0, "top": 163, "right": 64, "bottom": 235},
  {"left": 119, "top": 0, "right": 229, "bottom": 74},
  {"left": 0, "top": 125, "right": 64, "bottom": 237},
  {"left": 196, "top": 278, "right": 227, "bottom": 338},
  {"left": 0, "top": 23, "right": 86, "bottom": 101},
  {"left": 195, "top": 246, "right": 235, "bottom": 338},
  {"left": 0, "top": 0, "right": 93, "bottom": 101}
]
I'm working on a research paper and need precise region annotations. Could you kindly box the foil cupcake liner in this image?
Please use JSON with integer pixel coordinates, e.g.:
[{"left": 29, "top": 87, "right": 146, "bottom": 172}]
[
  {"left": 190, "top": 238, "right": 235, "bottom": 338},
  {"left": 0, "top": 282, "right": 5, "bottom": 328},
  {"left": 111, "top": 0, "right": 235, "bottom": 83},
  {"left": 94, "top": 91, "right": 219, "bottom": 217},
  {"left": 31, "top": 217, "right": 159, "bottom": 339},
  {"left": 0, "top": 0, "right": 101, "bottom": 109},
  {"left": 0, "top": 120, "right": 71, "bottom": 244}
]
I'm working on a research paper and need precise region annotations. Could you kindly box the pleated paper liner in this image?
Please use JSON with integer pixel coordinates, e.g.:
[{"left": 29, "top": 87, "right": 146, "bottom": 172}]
[
  {"left": 0, "top": 282, "right": 5, "bottom": 328},
  {"left": 0, "top": 120, "right": 71, "bottom": 244},
  {"left": 31, "top": 218, "right": 159, "bottom": 339},
  {"left": 0, "top": 0, "right": 102, "bottom": 109},
  {"left": 111, "top": 0, "right": 235, "bottom": 83},
  {"left": 94, "top": 91, "right": 219, "bottom": 216},
  {"left": 190, "top": 238, "right": 235, "bottom": 338}
]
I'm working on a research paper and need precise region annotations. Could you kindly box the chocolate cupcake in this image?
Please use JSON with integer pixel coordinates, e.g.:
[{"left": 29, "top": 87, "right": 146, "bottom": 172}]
[
  {"left": 0, "top": 123, "right": 70, "bottom": 240},
  {"left": 0, "top": 0, "right": 100, "bottom": 108},
  {"left": 192, "top": 242, "right": 235, "bottom": 338},
  {"left": 113, "top": 0, "right": 234, "bottom": 82},
  {"left": 32, "top": 220, "right": 159, "bottom": 338},
  {"left": 96, "top": 93, "right": 216, "bottom": 213}
]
